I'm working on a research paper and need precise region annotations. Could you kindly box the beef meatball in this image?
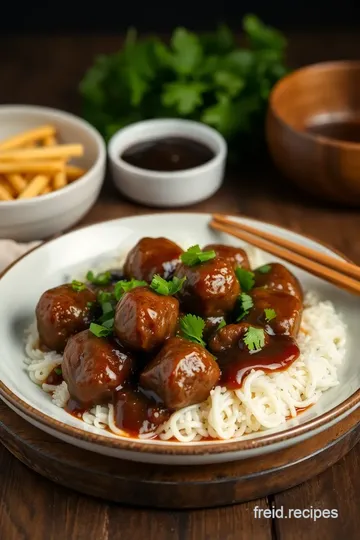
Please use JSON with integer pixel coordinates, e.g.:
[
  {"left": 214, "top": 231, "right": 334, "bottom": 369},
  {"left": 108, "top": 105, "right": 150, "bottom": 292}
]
[
  {"left": 203, "top": 316, "right": 226, "bottom": 342},
  {"left": 174, "top": 257, "right": 240, "bottom": 317},
  {"left": 114, "top": 286, "right": 179, "bottom": 352},
  {"left": 62, "top": 329, "right": 135, "bottom": 407},
  {"left": 140, "top": 337, "right": 220, "bottom": 409},
  {"left": 124, "top": 237, "right": 183, "bottom": 282},
  {"left": 254, "top": 262, "right": 303, "bottom": 301},
  {"left": 36, "top": 284, "right": 97, "bottom": 352},
  {"left": 246, "top": 289, "right": 302, "bottom": 337},
  {"left": 203, "top": 244, "right": 250, "bottom": 270}
]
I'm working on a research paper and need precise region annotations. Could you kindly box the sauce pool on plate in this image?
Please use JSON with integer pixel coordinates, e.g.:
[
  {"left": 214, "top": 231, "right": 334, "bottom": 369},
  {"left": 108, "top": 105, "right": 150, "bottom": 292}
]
[{"left": 120, "top": 137, "right": 215, "bottom": 172}]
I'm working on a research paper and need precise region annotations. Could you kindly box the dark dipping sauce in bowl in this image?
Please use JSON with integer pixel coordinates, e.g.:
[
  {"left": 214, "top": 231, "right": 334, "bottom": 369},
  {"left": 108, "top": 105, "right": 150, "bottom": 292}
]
[
  {"left": 306, "top": 116, "right": 360, "bottom": 143},
  {"left": 120, "top": 137, "right": 215, "bottom": 172}
]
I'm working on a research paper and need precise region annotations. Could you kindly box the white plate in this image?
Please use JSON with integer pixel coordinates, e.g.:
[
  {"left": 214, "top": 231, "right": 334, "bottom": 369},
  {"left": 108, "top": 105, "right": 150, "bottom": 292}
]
[{"left": 0, "top": 213, "right": 359, "bottom": 465}]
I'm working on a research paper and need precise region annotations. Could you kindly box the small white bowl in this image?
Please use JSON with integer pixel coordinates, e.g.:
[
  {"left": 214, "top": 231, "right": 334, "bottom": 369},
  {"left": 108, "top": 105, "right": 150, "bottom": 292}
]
[
  {"left": 108, "top": 119, "right": 227, "bottom": 207},
  {"left": 0, "top": 105, "right": 106, "bottom": 242}
]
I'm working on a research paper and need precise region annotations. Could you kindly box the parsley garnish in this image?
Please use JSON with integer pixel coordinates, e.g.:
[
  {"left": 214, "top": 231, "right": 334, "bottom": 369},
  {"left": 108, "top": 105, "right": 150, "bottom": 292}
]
[
  {"left": 150, "top": 275, "right": 186, "bottom": 296},
  {"left": 86, "top": 270, "right": 112, "bottom": 286},
  {"left": 243, "top": 326, "right": 265, "bottom": 352},
  {"left": 179, "top": 314, "right": 206, "bottom": 346},
  {"left": 89, "top": 322, "right": 112, "bottom": 338},
  {"left": 114, "top": 279, "right": 147, "bottom": 301},
  {"left": 236, "top": 292, "right": 254, "bottom": 322},
  {"left": 180, "top": 245, "right": 216, "bottom": 266},
  {"left": 97, "top": 291, "right": 114, "bottom": 304},
  {"left": 54, "top": 367, "right": 62, "bottom": 375},
  {"left": 71, "top": 280, "right": 86, "bottom": 292},
  {"left": 217, "top": 319, "right": 226, "bottom": 331},
  {"left": 235, "top": 267, "right": 255, "bottom": 292},
  {"left": 264, "top": 308, "right": 276, "bottom": 322},
  {"left": 258, "top": 264, "right": 271, "bottom": 274},
  {"left": 80, "top": 16, "right": 287, "bottom": 157}
]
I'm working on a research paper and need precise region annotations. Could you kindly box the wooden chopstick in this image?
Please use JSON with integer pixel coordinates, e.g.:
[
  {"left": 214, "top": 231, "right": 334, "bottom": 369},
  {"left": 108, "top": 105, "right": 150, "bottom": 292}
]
[
  {"left": 210, "top": 216, "right": 360, "bottom": 296},
  {"left": 212, "top": 214, "right": 360, "bottom": 281}
]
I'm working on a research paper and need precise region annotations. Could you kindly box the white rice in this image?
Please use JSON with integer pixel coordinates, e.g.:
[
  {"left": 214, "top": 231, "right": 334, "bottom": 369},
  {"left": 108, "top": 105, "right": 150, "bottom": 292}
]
[
  {"left": 23, "top": 290, "right": 346, "bottom": 442},
  {"left": 23, "top": 246, "right": 347, "bottom": 442}
]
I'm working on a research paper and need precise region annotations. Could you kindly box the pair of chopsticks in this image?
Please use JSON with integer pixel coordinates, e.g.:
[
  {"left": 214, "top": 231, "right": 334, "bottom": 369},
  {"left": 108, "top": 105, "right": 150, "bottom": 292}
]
[{"left": 210, "top": 214, "right": 360, "bottom": 295}]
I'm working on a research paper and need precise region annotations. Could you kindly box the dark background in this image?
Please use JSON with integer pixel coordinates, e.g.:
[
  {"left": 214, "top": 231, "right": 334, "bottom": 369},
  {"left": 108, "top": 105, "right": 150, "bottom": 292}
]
[{"left": 2, "top": 1, "right": 360, "bottom": 33}]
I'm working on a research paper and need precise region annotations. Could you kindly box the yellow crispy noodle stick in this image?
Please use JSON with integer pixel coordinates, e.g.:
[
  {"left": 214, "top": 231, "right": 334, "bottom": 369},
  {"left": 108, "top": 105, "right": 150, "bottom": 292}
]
[
  {"left": 6, "top": 174, "right": 27, "bottom": 194},
  {"left": 0, "top": 125, "right": 56, "bottom": 150},
  {"left": 65, "top": 165, "right": 86, "bottom": 181},
  {"left": 0, "top": 161, "right": 64, "bottom": 174},
  {"left": 18, "top": 175, "right": 50, "bottom": 199},
  {"left": 53, "top": 171, "right": 67, "bottom": 190},
  {"left": 0, "top": 144, "right": 84, "bottom": 161},
  {"left": 0, "top": 176, "right": 15, "bottom": 199},
  {"left": 40, "top": 185, "right": 51, "bottom": 195},
  {"left": 43, "top": 135, "right": 57, "bottom": 146}
]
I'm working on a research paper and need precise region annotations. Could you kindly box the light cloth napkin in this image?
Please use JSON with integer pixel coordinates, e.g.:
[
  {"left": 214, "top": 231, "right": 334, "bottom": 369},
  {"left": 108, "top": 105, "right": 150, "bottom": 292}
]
[{"left": 0, "top": 240, "right": 41, "bottom": 274}]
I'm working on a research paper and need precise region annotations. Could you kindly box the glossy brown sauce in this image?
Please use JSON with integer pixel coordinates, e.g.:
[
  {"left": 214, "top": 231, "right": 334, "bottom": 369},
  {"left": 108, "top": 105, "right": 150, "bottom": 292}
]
[
  {"left": 65, "top": 398, "right": 87, "bottom": 419},
  {"left": 121, "top": 137, "right": 215, "bottom": 172},
  {"left": 218, "top": 335, "right": 300, "bottom": 389},
  {"left": 45, "top": 367, "right": 63, "bottom": 386},
  {"left": 306, "top": 118, "right": 360, "bottom": 143}
]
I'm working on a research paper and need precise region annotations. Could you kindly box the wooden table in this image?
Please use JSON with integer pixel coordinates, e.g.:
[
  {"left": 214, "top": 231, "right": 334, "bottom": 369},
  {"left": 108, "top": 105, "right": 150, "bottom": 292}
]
[{"left": 1, "top": 32, "right": 360, "bottom": 540}]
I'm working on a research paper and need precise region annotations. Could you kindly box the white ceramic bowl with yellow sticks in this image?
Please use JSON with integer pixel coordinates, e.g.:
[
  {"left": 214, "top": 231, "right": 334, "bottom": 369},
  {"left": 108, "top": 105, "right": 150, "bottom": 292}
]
[{"left": 0, "top": 105, "right": 106, "bottom": 242}]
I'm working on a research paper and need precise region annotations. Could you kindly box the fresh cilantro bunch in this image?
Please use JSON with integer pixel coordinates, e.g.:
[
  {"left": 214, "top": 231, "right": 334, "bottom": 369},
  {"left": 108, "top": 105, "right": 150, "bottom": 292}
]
[{"left": 80, "top": 15, "right": 287, "bottom": 154}]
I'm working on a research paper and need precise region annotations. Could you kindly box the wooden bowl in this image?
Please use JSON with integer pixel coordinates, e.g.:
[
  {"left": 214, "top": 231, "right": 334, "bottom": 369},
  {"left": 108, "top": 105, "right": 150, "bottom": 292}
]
[{"left": 266, "top": 61, "right": 360, "bottom": 205}]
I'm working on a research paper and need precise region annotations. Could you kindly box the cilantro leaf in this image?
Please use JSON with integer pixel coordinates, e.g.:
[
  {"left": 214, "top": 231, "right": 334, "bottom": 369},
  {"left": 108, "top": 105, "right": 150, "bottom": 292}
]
[
  {"left": 213, "top": 71, "right": 244, "bottom": 97},
  {"left": 161, "top": 82, "right": 208, "bottom": 115},
  {"left": 236, "top": 292, "right": 254, "bottom": 322},
  {"left": 264, "top": 308, "right": 276, "bottom": 322},
  {"left": 71, "top": 280, "right": 86, "bottom": 292},
  {"left": 257, "top": 264, "right": 271, "bottom": 274},
  {"left": 243, "top": 326, "right": 265, "bottom": 351},
  {"left": 235, "top": 267, "right": 255, "bottom": 292},
  {"left": 86, "top": 270, "right": 112, "bottom": 286},
  {"left": 150, "top": 275, "right": 186, "bottom": 296},
  {"left": 181, "top": 245, "right": 216, "bottom": 266},
  {"left": 170, "top": 28, "right": 203, "bottom": 75},
  {"left": 179, "top": 314, "right": 206, "bottom": 346},
  {"left": 54, "top": 367, "right": 62, "bottom": 376},
  {"left": 114, "top": 279, "right": 147, "bottom": 301}
]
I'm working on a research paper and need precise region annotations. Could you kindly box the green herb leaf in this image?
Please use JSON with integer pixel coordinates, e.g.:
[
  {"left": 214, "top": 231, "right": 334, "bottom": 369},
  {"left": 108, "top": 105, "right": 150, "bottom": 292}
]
[
  {"left": 264, "top": 308, "right": 276, "bottom": 322},
  {"left": 217, "top": 319, "right": 226, "bottom": 331},
  {"left": 71, "top": 280, "right": 86, "bottom": 292},
  {"left": 179, "top": 314, "right": 206, "bottom": 346},
  {"left": 161, "top": 81, "right": 208, "bottom": 115},
  {"left": 87, "top": 301, "right": 95, "bottom": 308},
  {"left": 235, "top": 267, "right": 255, "bottom": 292},
  {"left": 54, "top": 367, "right": 62, "bottom": 375},
  {"left": 114, "top": 279, "right": 147, "bottom": 301},
  {"left": 170, "top": 28, "right": 203, "bottom": 75},
  {"left": 181, "top": 245, "right": 216, "bottom": 267},
  {"left": 236, "top": 292, "right": 254, "bottom": 321},
  {"left": 257, "top": 264, "right": 271, "bottom": 274},
  {"left": 97, "top": 291, "right": 114, "bottom": 304},
  {"left": 243, "top": 326, "right": 265, "bottom": 351},
  {"left": 150, "top": 275, "right": 186, "bottom": 296},
  {"left": 89, "top": 322, "right": 112, "bottom": 338},
  {"left": 86, "top": 270, "right": 112, "bottom": 286}
]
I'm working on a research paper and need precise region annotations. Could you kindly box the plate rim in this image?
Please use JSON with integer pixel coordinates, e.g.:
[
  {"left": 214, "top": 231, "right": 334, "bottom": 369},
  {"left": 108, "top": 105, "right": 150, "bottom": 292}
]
[{"left": 0, "top": 211, "right": 359, "bottom": 457}]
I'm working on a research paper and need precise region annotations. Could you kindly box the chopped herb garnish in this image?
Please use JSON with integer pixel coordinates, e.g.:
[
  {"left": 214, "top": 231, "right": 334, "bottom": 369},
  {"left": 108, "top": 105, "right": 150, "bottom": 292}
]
[
  {"left": 86, "top": 270, "right": 112, "bottom": 286},
  {"left": 87, "top": 301, "right": 95, "bottom": 308},
  {"left": 150, "top": 274, "right": 186, "bottom": 296},
  {"left": 97, "top": 290, "right": 114, "bottom": 304},
  {"left": 71, "top": 280, "right": 86, "bottom": 292},
  {"left": 236, "top": 292, "right": 254, "bottom": 322},
  {"left": 54, "top": 367, "right": 62, "bottom": 375},
  {"left": 179, "top": 314, "right": 206, "bottom": 346},
  {"left": 114, "top": 279, "right": 147, "bottom": 301},
  {"left": 217, "top": 319, "right": 226, "bottom": 331},
  {"left": 243, "top": 326, "right": 265, "bottom": 352},
  {"left": 180, "top": 244, "right": 216, "bottom": 266},
  {"left": 89, "top": 322, "right": 112, "bottom": 338},
  {"left": 235, "top": 267, "right": 255, "bottom": 292},
  {"left": 258, "top": 264, "right": 271, "bottom": 274},
  {"left": 264, "top": 308, "right": 276, "bottom": 322}
]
